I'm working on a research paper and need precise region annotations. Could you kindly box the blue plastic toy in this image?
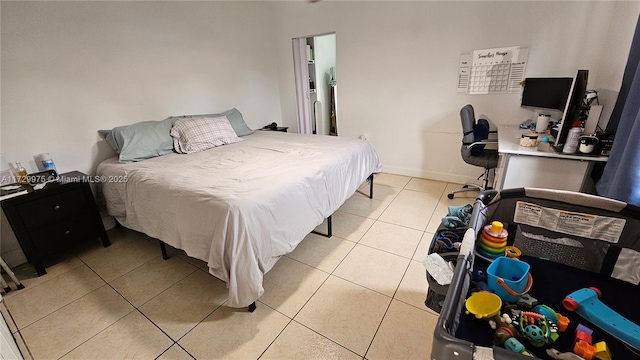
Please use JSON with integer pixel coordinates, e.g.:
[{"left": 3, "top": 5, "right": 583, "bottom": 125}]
[{"left": 563, "top": 287, "right": 640, "bottom": 351}]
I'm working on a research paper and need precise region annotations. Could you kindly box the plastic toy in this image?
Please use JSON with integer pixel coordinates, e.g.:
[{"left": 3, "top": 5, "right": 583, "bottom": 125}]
[
  {"left": 505, "top": 245, "right": 522, "bottom": 259},
  {"left": 576, "top": 323, "right": 593, "bottom": 337},
  {"left": 511, "top": 310, "right": 559, "bottom": 347},
  {"left": 477, "top": 221, "right": 508, "bottom": 258},
  {"left": 503, "top": 337, "right": 534, "bottom": 357},
  {"left": 574, "top": 340, "right": 596, "bottom": 360},
  {"left": 489, "top": 313, "right": 535, "bottom": 357},
  {"left": 517, "top": 294, "right": 538, "bottom": 308},
  {"left": 486, "top": 256, "right": 533, "bottom": 303},
  {"left": 490, "top": 314, "right": 517, "bottom": 345},
  {"left": 471, "top": 270, "right": 491, "bottom": 292},
  {"left": 531, "top": 304, "right": 570, "bottom": 332},
  {"left": 432, "top": 231, "right": 460, "bottom": 253},
  {"left": 575, "top": 330, "right": 592, "bottom": 345},
  {"left": 563, "top": 287, "right": 640, "bottom": 350},
  {"left": 594, "top": 341, "right": 611, "bottom": 360},
  {"left": 465, "top": 291, "right": 502, "bottom": 319}
]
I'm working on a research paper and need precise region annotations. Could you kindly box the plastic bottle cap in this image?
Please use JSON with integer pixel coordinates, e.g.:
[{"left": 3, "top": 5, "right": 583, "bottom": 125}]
[{"left": 490, "top": 221, "right": 503, "bottom": 234}]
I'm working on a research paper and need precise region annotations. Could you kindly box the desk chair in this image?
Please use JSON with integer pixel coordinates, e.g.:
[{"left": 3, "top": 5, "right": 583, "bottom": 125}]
[{"left": 448, "top": 104, "right": 499, "bottom": 199}]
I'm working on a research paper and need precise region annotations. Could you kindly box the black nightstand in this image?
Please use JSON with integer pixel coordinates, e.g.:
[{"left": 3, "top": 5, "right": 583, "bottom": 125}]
[
  {"left": 1, "top": 171, "right": 110, "bottom": 276},
  {"left": 261, "top": 127, "right": 288, "bottom": 132}
]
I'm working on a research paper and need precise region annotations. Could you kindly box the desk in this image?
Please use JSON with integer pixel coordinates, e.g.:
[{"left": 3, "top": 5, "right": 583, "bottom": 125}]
[{"left": 495, "top": 126, "right": 608, "bottom": 192}]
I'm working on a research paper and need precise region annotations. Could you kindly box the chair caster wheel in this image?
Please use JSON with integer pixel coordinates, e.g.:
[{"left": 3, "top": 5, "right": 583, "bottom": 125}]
[{"left": 447, "top": 193, "right": 454, "bottom": 199}]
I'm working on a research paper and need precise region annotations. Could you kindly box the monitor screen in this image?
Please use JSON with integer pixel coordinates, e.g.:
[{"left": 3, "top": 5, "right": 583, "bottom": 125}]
[
  {"left": 521, "top": 77, "right": 573, "bottom": 110},
  {"left": 556, "top": 70, "right": 589, "bottom": 150}
]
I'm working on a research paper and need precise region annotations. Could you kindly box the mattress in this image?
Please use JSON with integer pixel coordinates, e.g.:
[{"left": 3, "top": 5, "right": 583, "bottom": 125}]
[{"left": 97, "top": 130, "right": 382, "bottom": 307}]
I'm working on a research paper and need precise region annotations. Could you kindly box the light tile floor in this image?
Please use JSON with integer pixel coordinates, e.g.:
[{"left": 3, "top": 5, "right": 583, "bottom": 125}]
[{"left": 1, "top": 173, "right": 478, "bottom": 360}]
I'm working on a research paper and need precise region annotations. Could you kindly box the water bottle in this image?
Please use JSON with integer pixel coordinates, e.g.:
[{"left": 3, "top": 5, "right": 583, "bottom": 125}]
[
  {"left": 14, "top": 161, "right": 27, "bottom": 184},
  {"left": 38, "top": 153, "right": 56, "bottom": 171}
]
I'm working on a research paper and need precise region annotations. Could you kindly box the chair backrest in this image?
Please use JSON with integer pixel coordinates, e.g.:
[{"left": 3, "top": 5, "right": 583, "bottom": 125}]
[{"left": 460, "top": 104, "right": 476, "bottom": 159}]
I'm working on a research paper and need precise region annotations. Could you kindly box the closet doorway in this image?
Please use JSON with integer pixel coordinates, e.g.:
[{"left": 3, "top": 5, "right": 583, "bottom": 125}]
[{"left": 292, "top": 33, "right": 337, "bottom": 135}]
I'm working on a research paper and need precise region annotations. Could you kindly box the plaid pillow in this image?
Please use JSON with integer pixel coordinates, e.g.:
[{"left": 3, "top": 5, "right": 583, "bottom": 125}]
[{"left": 170, "top": 116, "right": 244, "bottom": 154}]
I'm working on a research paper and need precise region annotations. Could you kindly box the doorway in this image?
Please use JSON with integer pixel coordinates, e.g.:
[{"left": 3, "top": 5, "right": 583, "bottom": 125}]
[{"left": 292, "top": 33, "right": 337, "bottom": 135}]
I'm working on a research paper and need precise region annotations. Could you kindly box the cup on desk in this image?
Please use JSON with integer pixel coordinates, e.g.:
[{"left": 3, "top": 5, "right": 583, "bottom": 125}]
[
  {"left": 579, "top": 136, "right": 599, "bottom": 154},
  {"left": 536, "top": 114, "right": 551, "bottom": 133}
]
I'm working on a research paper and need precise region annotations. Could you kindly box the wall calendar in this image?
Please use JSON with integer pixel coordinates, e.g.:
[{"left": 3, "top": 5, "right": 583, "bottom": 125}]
[{"left": 457, "top": 46, "right": 528, "bottom": 94}]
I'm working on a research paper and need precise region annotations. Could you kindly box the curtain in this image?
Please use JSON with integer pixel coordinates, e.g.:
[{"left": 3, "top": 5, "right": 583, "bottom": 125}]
[
  {"left": 596, "top": 16, "right": 640, "bottom": 206},
  {"left": 292, "top": 38, "right": 312, "bottom": 134}
]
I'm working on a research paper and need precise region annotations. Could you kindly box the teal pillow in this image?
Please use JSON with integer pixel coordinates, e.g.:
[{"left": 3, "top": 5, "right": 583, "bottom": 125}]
[
  {"left": 98, "top": 130, "right": 121, "bottom": 154},
  {"left": 98, "top": 117, "right": 176, "bottom": 163},
  {"left": 218, "top": 108, "right": 253, "bottom": 137},
  {"left": 170, "top": 108, "right": 253, "bottom": 137}
]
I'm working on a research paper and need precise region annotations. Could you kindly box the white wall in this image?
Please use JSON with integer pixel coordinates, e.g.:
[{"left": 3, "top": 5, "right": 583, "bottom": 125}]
[
  {"left": 1, "top": 1, "right": 282, "bottom": 177},
  {"left": 273, "top": 1, "right": 640, "bottom": 183}
]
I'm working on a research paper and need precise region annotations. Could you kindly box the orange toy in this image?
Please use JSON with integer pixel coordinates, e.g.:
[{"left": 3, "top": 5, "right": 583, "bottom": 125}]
[{"left": 574, "top": 340, "right": 596, "bottom": 360}]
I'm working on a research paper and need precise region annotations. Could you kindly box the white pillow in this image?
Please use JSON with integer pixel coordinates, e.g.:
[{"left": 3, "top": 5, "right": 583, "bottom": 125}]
[{"left": 170, "top": 116, "right": 243, "bottom": 154}]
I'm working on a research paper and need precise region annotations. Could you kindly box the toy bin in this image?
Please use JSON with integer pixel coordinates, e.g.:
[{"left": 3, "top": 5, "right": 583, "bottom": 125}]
[
  {"left": 425, "top": 252, "right": 459, "bottom": 313},
  {"left": 424, "top": 227, "right": 471, "bottom": 313},
  {"left": 431, "top": 188, "right": 640, "bottom": 360}
]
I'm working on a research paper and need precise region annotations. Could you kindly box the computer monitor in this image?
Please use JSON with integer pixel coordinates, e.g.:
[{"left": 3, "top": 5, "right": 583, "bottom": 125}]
[
  {"left": 521, "top": 77, "right": 573, "bottom": 111},
  {"left": 554, "top": 70, "right": 589, "bottom": 150}
]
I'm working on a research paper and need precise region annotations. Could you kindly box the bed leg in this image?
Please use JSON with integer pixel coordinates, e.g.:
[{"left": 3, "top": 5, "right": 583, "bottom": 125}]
[
  {"left": 248, "top": 302, "right": 256, "bottom": 312},
  {"left": 311, "top": 215, "right": 333, "bottom": 238},
  {"left": 368, "top": 173, "right": 374, "bottom": 199},
  {"left": 159, "top": 240, "right": 169, "bottom": 260}
]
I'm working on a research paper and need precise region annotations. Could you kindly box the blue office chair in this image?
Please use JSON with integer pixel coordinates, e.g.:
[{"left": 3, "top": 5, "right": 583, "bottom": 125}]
[{"left": 448, "top": 104, "right": 499, "bottom": 199}]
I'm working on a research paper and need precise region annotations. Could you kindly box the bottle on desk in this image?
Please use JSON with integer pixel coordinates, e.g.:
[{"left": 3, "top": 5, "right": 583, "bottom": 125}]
[
  {"left": 537, "top": 136, "right": 551, "bottom": 152},
  {"left": 562, "top": 122, "right": 584, "bottom": 154},
  {"left": 14, "top": 161, "right": 27, "bottom": 184},
  {"left": 38, "top": 153, "right": 56, "bottom": 171}
]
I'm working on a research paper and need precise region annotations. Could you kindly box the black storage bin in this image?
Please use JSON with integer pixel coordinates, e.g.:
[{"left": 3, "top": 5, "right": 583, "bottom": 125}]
[
  {"left": 425, "top": 251, "right": 459, "bottom": 313},
  {"left": 424, "top": 224, "right": 472, "bottom": 313}
]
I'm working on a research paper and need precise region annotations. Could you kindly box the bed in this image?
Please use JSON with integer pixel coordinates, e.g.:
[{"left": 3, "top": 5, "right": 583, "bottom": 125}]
[{"left": 97, "top": 130, "right": 382, "bottom": 308}]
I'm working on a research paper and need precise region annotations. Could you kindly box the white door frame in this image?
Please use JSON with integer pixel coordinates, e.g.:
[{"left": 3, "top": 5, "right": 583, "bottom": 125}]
[{"left": 292, "top": 38, "right": 312, "bottom": 134}]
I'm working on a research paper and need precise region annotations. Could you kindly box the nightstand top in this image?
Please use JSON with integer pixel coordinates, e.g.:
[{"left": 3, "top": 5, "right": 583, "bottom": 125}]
[
  {"left": 0, "top": 171, "right": 88, "bottom": 201},
  {"left": 260, "top": 127, "right": 288, "bottom": 132}
]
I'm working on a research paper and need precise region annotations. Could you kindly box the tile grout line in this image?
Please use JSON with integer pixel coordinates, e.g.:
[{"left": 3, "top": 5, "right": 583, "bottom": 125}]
[{"left": 54, "top": 244, "right": 197, "bottom": 359}]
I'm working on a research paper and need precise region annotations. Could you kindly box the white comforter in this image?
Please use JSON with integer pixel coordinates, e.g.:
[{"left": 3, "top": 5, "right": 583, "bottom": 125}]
[{"left": 97, "top": 131, "right": 381, "bottom": 307}]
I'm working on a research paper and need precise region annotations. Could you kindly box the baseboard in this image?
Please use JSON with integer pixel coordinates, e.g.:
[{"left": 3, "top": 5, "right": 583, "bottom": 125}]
[
  {"left": 381, "top": 165, "right": 482, "bottom": 186},
  {"left": 1, "top": 249, "right": 27, "bottom": 269}
]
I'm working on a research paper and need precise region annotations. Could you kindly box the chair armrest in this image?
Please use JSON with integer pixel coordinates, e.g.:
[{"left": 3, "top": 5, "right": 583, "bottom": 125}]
[{"left": 466, "top": 140, "right": 498, "bottom": 149}]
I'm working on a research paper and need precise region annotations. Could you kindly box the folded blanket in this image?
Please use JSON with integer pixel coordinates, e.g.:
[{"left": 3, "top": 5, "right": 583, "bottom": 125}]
[{"left": 441, "top": 204, "right": 473, "bottom": 228}]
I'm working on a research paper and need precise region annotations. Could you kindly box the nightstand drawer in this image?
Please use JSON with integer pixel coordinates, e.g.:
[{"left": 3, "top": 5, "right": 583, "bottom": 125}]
[
  {"left": 29, "top": 215, "right": 96, "bottom": 255},
  {"left": 16, "top": 188, "right": 89, "bottom": 228}
]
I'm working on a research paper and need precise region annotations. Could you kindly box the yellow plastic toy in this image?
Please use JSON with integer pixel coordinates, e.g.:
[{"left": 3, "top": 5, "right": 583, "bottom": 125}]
[
  {"left": 594, "top": 341, "right": 611, "bottom": 360},
  {"left": 465, "top": 291, "right": 502, "bottom": 319}
]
